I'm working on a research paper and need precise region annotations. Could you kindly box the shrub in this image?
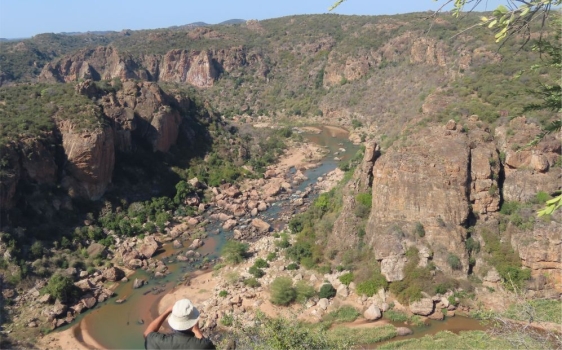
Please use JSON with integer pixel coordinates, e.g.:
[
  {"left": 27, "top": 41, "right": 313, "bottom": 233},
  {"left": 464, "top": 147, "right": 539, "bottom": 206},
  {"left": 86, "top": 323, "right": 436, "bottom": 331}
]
[
  {"left": 30, "top": 241, "right": 44, "bottom": 259},
  {"left": 249, "top": 266, "right": 265, "bottom": 278},
  {"left": 254, "top": 258, "right": 270, "bottom": 268},
  {"left": 266, "top": 252, "right": 277, "bottom": 262},
  {"left": 270, "top": 277, "right": 296, "bottom": 305},
  {"left": 219, "top": 290, "right": 228, "bottom": 297},
  {"left": 338, "top": 272, "right": 354, "bottom": 286},
  {"left": 447, "top": 254, "right": 462, "bottom": 270},
  {"left": 535, "top": 191, "right": 550, "bottom": 203},
  {"left": 415, "top": 222, "right": 425, "bottom": 238},
  {"left": 43, "top": 274, "right": 78, "bottom": 301},
  {"left": 286, "top": 241, "right": 313, "bottom": 264},
  {"left": 318, "top": 283, "right": 336, "bottom": 299},
  {"left": 295, "top": 280, "right": 316, "bottom": 303},
  {"left": 243, "top": 277, "right": 261, "bottom": 288},
  {"left": 221, "top": 241, "right": 249, "bottom": 264},
  {"left": 356, "top": 273, "right": 388, "bottom": 297},
  {"left": 220, "top": 313, "right": 234, "bottom": 327},
  {"left": 287, "top": 263, "right": 299, "bottom": 270}
]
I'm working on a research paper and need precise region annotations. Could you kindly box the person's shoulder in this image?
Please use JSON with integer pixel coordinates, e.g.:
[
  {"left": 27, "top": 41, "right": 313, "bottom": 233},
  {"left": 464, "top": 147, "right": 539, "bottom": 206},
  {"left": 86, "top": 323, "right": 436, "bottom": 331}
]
[
  {"left": 188, "top": 336, "right": 216, "bottom": 349},
  {"left": 146, "top": 331, "right": 174, "bottom": 348}
]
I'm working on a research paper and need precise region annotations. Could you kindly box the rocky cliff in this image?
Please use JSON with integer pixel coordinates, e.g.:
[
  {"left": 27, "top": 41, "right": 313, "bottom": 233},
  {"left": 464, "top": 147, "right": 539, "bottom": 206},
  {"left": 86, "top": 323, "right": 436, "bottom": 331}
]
[
  {"left": 0, "top": 80, "right": 195, "bottom": 209},
  {"left": 334, "top": 116, "right": 561, "bottom": 291}
]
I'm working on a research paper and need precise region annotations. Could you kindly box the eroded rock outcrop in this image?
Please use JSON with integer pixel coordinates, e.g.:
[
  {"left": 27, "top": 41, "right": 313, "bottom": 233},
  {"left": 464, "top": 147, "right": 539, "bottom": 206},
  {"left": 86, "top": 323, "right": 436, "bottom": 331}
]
[
  {"left": 331, "top": 142, "right": 380, "bottom": 250},
  {"left": 366, "top": 126, "right": 471, "bottom": 280},
  {"left": 58, "top": 121, "right": 115, "bottom": 200}
]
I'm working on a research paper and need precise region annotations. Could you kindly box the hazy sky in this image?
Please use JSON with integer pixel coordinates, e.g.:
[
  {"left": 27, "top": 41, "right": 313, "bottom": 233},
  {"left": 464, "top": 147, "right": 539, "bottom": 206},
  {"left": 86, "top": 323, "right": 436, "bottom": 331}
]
[{"left": 0, "top": 0, "right": 505, "bottom": 38}]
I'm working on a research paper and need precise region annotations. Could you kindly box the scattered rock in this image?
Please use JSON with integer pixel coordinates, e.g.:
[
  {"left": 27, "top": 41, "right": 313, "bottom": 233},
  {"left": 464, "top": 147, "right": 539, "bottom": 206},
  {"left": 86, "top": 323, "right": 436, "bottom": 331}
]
[
  {"left": 139, "top": 236, "right": 160, "bottom": 259},
  {"left": 223, "top": 219, "right": 237, "bottom": 230},
  {"left": 87, "top": 242, "right": 106, "bottom": 258},
  {"left": 173, "top": 240, "right": 183, "bottom": 249},
  {"left": 428, "top": 309, "right": 444, "bottom": 320},
  {"left": 39, "top": 293, "right": 52, "bottom": 304}
]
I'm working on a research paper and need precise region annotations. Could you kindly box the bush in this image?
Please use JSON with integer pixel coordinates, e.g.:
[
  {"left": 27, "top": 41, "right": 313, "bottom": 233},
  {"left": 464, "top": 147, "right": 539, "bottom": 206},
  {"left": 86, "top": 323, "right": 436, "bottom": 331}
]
[
  {"left": 219, "top": 290, "right": 228, "bottom": 297},
  {"left": 221, "top": 241, "right": 249, "bottom": 264},
  {"left": 415, "top": 222, "right": 425, "bottom": 238},
  {"left": 243, "top": 277, "right": 261, "bottom": 288},
  {"left": 295, "top": 280, "right": 315, "bottom": 303},
  {"left": 220, "top": 313, "right": 234, "bottom": 327},
  {"left": 338, "top": 272, "right": 354, "bottom": 286},
  {"left": 43, "top": 274, "right": 78, "bottom": 301},
  {"left": 447, "top": 254, "right": 462, "bottom": 270},
  {"left": 254, "top": 258, "right": 270, "bottom": 268},
  {"left": 266, "top": 252, "right": 277, "bottom": 262},
  {"left": 270, "top": 277, "right": 296, "bottom": 305},
  {"left": 356, "top": 273, "right": 388, "bottom": 297},
  {"left": 287, "top": 263, "right": 299, "bottom": 270},
  {"left": 318, "top": 283, "right": 336, "bottom": 299},
  {"left": 249, "top": 266, "right": 265, "bottom": 278}
]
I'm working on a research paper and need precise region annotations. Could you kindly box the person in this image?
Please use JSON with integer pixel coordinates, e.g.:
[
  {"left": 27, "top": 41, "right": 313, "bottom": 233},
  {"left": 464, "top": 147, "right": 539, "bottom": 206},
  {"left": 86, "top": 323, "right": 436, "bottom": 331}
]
[{"left": 143, "top": 298, "right": 216, "bottom": 350}]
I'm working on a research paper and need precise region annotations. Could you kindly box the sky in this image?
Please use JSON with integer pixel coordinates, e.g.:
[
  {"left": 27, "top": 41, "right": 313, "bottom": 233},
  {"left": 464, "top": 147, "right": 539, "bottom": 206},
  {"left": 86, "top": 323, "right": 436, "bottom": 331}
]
[{"left": 0, "top": 0, "right": 506, "bottom": 39}]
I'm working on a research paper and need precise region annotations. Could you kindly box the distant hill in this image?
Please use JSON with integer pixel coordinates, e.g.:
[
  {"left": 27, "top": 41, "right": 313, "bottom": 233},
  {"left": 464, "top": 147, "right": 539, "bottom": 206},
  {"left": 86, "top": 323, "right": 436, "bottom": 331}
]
[{"left": 218, "top": 19, "right": 245, "bottom": 25}]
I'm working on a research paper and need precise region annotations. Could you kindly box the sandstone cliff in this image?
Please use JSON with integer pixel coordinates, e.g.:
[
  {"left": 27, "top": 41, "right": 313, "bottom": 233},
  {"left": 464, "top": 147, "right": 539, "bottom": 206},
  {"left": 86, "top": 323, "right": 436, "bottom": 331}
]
[{"left": 351, "top": 116, "right": 561, "bottom": 290}]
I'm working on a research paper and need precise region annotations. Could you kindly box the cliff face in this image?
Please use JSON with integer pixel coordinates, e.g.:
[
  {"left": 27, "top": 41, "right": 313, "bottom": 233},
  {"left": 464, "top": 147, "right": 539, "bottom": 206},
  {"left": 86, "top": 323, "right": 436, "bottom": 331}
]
[
  {"left": 330, "top": 143, "right": 380, "bottom": 249},
  {"left": 58, "top": 121, "right": 115, "bottom": 200},
  {"left": 336, "top": 116, "right": 562, "bottom": 289},
  {"left": 1, "top": 80, "right": 192, "bottom": 208},
  {"left": 366, "top": 126, "right": 473, "bottom": 281},
  {"left": 39, "top": 46, "right": 259, "bottom": 88}
]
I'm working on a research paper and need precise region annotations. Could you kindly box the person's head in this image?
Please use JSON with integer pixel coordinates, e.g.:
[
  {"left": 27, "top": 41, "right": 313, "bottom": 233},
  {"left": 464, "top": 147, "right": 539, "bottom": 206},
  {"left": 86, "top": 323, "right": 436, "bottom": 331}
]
[{"left": 167, "top": 299, "right": 200, "bottom": 331}]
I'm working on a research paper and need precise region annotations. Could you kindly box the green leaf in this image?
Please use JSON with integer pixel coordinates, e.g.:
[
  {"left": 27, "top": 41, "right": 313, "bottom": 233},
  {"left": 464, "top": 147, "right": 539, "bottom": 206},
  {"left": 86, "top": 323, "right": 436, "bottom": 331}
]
[{"left": 488, "top": 19, "right": 498, "bottom": 28}]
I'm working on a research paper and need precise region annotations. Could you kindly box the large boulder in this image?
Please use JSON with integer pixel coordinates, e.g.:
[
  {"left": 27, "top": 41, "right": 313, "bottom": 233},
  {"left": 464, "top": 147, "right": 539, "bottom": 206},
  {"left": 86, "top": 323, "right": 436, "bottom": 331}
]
[
  {"left": 139, "top": 236, "right": 160, "bottom": 259},
  {"left": 409, "top": 298, "right": 434, "bottom": 316},
  {"left": 363, "top": 304, "right": 382, "bottom": 321},
  {"left": 102, "top": 267, "right": 125, "bottom": 282},
  {"left": 251, "top": 218, "right": 271, "bottom": 233},
  {"left": 87, "top": 242, "right": 106, "bottom": 258}
]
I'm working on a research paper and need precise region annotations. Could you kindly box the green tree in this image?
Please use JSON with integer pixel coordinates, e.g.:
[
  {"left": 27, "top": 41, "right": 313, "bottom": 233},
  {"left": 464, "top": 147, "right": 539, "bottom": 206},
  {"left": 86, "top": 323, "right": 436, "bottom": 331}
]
[
  {"left": 221, "top": 240, "right": 249, "bottom": 264},
  {"left": 270, "top": 277, "right": 296, "bottom": 305},
  {"left": 43, "top": 274, "right": 78, "bottom": 301}
]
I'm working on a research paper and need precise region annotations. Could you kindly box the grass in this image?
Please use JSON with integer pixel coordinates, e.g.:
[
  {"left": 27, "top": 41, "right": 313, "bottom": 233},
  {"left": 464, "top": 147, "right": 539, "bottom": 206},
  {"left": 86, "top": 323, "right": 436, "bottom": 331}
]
[
  {"left": 384, "top": 310, "right": 409, "bottom": 322},
  {"left": 378, "top": 330, "right": 514, "bottom": 349},
  {"left": 322, "top": 306, "right": 361, "bottom": 324},
  {"left": 504, "top": 299, "right": 562, "bottom": 324},
  {"left": 327, "top": 325, "right": 397, "bottom": 346}
]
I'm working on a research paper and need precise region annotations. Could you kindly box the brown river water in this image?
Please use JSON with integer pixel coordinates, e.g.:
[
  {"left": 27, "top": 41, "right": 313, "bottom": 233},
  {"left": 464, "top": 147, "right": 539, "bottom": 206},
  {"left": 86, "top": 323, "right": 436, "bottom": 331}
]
[{"left": 56, "top": 126, "right": 488, "bottom": 349}]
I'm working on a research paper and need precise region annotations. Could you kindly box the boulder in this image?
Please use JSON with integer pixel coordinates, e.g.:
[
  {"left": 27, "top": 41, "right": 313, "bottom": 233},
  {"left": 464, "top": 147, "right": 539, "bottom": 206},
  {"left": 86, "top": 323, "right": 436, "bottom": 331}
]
[
  {"left": 74, "top": 279, "right": 95, "bottom": 291},
  {"left": 52, "top": 300, "right": 67, "bottom": 317},
  {"left": 251, "top": 208, "right": 258, "bottom": 217},
  {"left": 139, "top": 236, "right": 160, "bottom": 259},
  {"left": 72, "top": 303, "right": 85, "bottom": 314},
  {"left": 188, "top": 239, "right": 203, "bottom": 250},
  {"left": 318, "top": 298, "right": 329, "bottom": 310},
  {"left": 257, "top": 202, "right": 268, "bottom": 212},
  {"left": 428, "top": 309, "right": 444, "bottom": 320},
  {"left": 363, "top": 304, "right": 382, "bottom": 321},
  {"left": 173, "top": 240, "right": 183, "bottom": 249},
  {"left": 39, "top": 293, "right": 52, "bottom": 304},
  {"left": 396, "top": 327, "right": 413, "bottom": 336},
  {"left": 223, "top": 219, "right": 237, "bottom": 230},
  {"left": 127, "top": 258, "right": 143, "bottom": 269},
  {"left": 336, "top": 284, "right": 349, "bottom": 298},
  {"left": 133, "top": 278, "right": 144, "bottom": 289},
  {"left": 187, "top": 217, "right": 199, "bottom": 226},
  {"left": 102, "top": 267, "right": 125, "bottom": 282},
  {"left": 251, "top": 218, "right": 271, "bottom": 233},
  {"left": 409, "top": 298, "right": 434, "bottom": 316},
  {"left": 81, "top": 294, "right": 97, "bottom": 309},
  {"left": 87, "top": 242, "right": 106, "bottom": 258}
]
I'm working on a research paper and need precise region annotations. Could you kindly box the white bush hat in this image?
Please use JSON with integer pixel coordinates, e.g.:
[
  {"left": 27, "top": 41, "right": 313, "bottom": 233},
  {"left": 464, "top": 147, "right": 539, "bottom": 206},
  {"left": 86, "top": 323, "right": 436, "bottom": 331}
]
[{"left": 168, "top": 299, "right": 200, "bottom": 331}]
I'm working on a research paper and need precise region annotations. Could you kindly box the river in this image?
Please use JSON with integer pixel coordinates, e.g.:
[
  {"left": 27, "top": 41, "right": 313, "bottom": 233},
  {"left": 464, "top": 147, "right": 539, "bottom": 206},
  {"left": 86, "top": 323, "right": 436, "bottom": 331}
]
[{"left": 58, "top": 125, "right": 486, "bottom": 349}]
